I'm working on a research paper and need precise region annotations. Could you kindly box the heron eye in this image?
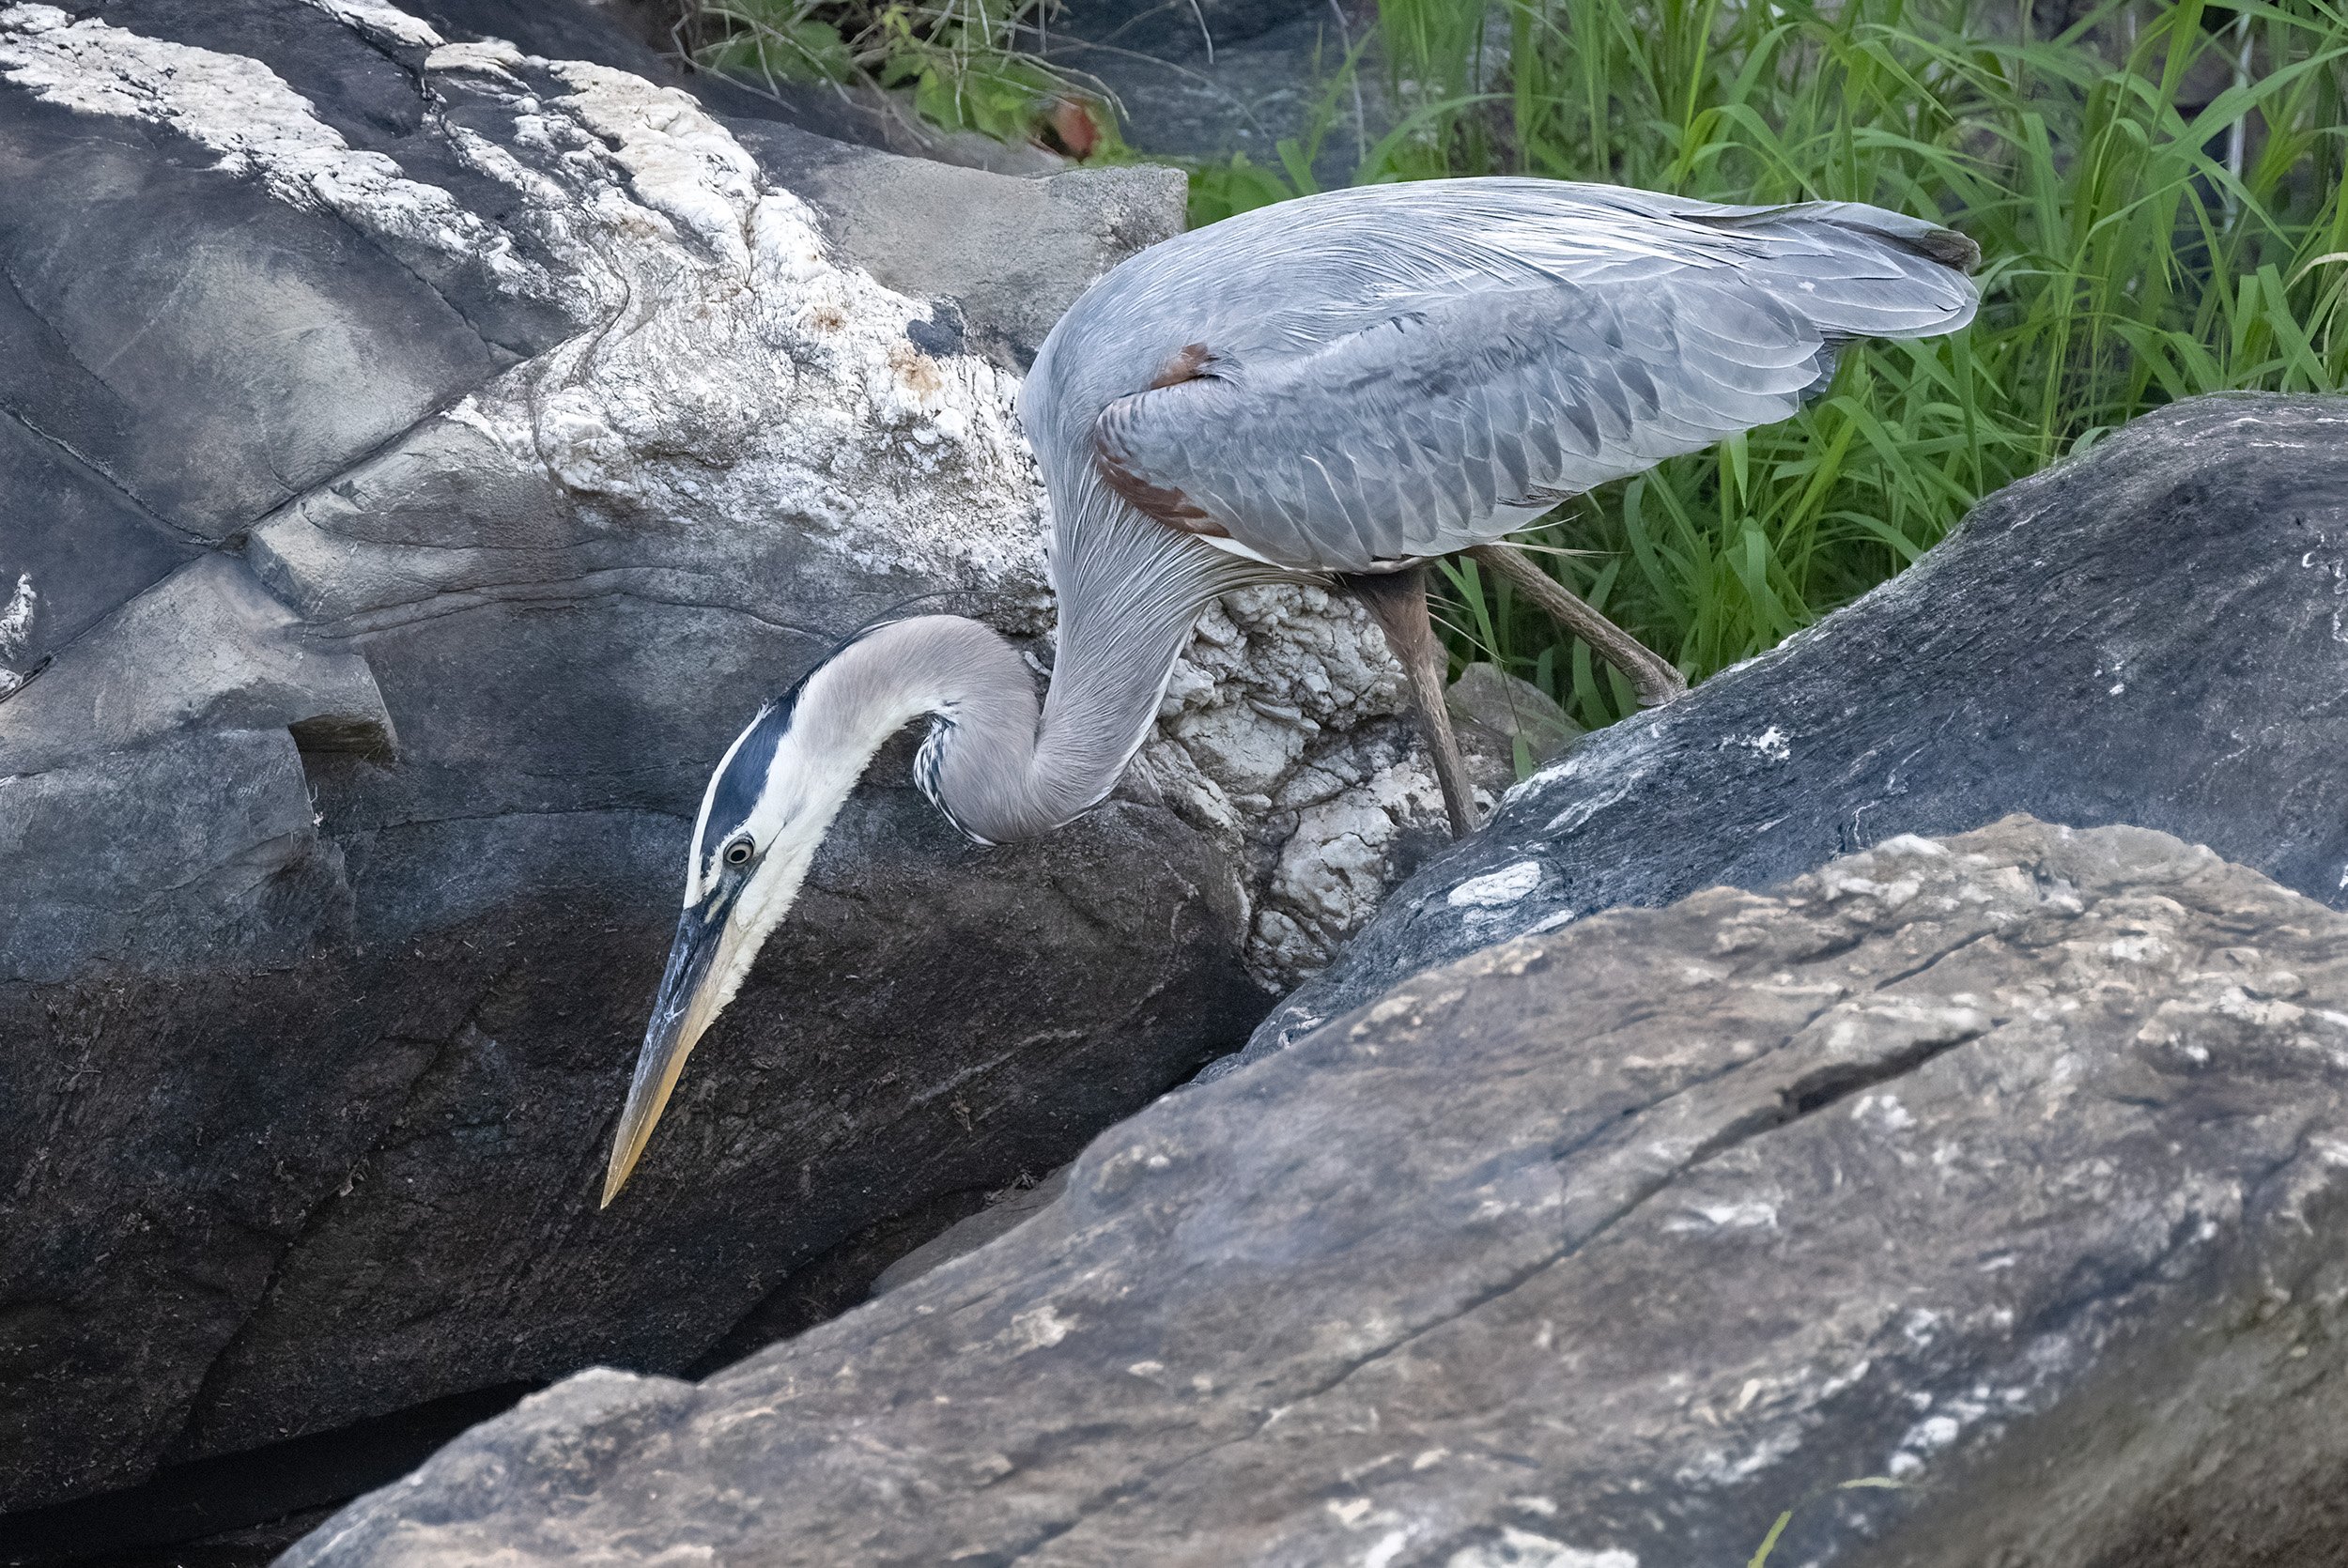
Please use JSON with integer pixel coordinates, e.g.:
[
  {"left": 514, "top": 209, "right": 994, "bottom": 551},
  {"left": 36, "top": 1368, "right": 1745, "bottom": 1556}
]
[{"left": 723, "top": 837, "right": 755, "bottom": 866}]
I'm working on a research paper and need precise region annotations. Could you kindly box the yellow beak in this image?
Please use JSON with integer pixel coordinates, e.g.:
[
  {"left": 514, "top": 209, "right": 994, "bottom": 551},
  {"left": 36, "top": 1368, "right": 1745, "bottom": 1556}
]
[{"left": 602, "top": 899, "right": 741, "bottom": 1207}]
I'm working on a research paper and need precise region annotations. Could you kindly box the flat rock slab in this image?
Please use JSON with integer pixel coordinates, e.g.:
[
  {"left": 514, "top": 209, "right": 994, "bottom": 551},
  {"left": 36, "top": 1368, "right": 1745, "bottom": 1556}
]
[
  {"left": 292, "top": 817, "right": 2348, "bottom": 1567},
  {"left": 1248, "top": 392, "right": 2348, "bottom": 1063}
]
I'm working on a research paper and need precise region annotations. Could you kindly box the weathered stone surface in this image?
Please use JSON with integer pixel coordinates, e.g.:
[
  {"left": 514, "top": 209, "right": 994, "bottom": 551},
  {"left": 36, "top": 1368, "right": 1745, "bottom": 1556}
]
[
  {"left": 724, "top": 116, "right": 1188, "bottom": 368},
  {"left": 399, "top": 0, "right": 901, "bottom": 143},
  {"left": 289, "top": 817, "right": 2348, "bottom": 1567},
  {"left": 0, "top": 0, "right": 1424, "bottom": 1517},
  {"left": 1044, "top": 0, "right": 1390, "bottom": 174},
  {"left": 1446, "top": 660, "right": 1580, "bottom": 775},
  {"left": 1248, "top": 392, "right": 2348, "bottom": 1064}
]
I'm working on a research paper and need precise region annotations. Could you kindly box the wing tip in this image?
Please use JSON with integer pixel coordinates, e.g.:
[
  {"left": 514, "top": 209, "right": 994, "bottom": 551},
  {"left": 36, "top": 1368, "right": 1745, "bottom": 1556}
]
[{"left": 1901, "top": 224, "right": 1982, "bottom": 275}]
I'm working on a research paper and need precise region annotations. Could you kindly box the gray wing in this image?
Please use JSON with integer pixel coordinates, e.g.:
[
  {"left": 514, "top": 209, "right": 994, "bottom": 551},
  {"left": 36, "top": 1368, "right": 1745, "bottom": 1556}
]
[{"left": 1087, "top": 186, "right": 1979, "bottom": 573}]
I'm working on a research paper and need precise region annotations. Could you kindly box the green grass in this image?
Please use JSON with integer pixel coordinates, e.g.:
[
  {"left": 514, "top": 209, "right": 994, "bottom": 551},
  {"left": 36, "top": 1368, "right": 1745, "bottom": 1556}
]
[
  {"left": 1194, "top": 0, "right": 2348, "bottom": 732},
  {"left": 686, "top": 0, "right": 2348, "bottom": 739},
  {"left": 1747, "top": 1476, "right": 1908, "bottom": 1564},
  {"left": 681, "top": 0, "right": 1109, "bottom": 151}
]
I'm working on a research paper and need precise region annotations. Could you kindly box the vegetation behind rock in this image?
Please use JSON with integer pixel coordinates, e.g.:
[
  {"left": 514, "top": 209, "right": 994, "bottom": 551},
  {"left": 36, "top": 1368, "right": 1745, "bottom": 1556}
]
[{"left": 691, "top": 0, "right": 2348, "bottom": 736}]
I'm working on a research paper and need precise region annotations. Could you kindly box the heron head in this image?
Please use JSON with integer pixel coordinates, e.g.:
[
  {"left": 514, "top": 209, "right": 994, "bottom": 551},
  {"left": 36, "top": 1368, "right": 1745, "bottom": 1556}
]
[
  {"left": 597, "top": 615, "right": 1036, "bottom": 1207},
  {"left": 602, "top": 687, "right": 837, "bottom": 1207}
]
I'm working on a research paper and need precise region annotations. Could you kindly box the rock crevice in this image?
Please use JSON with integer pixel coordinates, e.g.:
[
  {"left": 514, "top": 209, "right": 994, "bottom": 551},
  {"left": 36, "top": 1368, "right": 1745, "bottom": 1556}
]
[
  {"left": 288, "top": 818, "right": 2348, "bottom": 1567},
  {"left": 0, "top": 0, "right": 1430, "bottom": 1514}
]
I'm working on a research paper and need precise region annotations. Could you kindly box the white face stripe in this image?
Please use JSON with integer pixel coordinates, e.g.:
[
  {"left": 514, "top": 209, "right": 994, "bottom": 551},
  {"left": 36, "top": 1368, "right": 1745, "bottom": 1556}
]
[
  {"left": 680, "top": 641, "right": 951, "bottom": 1024},
  {"left": 683, "top": 617, "right": 977, "bottom": 911},
  {"left": 687, "top": 701, "right": 771, "bottom": 905}
]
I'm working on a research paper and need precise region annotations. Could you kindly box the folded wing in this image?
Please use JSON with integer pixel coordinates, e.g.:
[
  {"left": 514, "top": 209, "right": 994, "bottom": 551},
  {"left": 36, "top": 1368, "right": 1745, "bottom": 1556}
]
[{"left": 1089, "top": 191, "right": 1978, "bottom": 573}]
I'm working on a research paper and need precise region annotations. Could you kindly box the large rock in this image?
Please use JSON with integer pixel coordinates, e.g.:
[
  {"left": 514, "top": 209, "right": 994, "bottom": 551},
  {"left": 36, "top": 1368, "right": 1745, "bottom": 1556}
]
[
  {"left": 1247, "top": 393, "right": 2348, "bottom": 1064},
  {"left": 1043, "top": 0, "right": 1391, "bottom": 173},
  {"left": 288, "top": 816, "right": 2348, "bottom": 1565},
  {"left": 0, "top": 0, "right": 1441, "bottom": 1516}
]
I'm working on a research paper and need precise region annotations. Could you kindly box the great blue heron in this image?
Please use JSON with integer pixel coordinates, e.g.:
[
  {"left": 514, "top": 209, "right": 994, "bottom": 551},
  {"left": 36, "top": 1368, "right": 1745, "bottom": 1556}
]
[{"left": 600, "top": 177, "right": 1978, "bottom": 1204}]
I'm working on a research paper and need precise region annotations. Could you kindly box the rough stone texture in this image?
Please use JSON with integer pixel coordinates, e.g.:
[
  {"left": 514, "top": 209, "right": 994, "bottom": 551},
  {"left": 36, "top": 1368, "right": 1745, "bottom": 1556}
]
[
  {"left": 1044, "top": 0, "right": 1392, "bottom": 177},
  {"left": 1445, "top": 661, "right": 1581, "bottom": 769},
  {"left": 723, "top": 116, "right": 1188, "bottom": 369},
  {"left": 289, "top": 817, "right": 2348, "bottom": 1567},
  {"left": 1248, "top": 393, "right": 2348, "bottom": 1064},
  {"left": 1144, "top": 583, "right": 1464, "bottom": 985},
  {"left": 869, "top": 1164, "right": 1073, "bottom": 1299},
  {"left": 0, "top": 0, "right": 1427, "bottom": 1514},
  {"left": 401, "top": 0, "right": 907, "bottom": 149}
]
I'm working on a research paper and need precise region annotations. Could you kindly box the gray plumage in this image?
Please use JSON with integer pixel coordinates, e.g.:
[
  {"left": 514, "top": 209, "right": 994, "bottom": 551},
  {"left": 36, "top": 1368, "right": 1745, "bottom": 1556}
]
[
  {"left": 1034, "top": 179, "right": 1977, "bottom": 573},
  {"left": 995, "top": 177, "right": 1977, "bottom": 838},
  {"left": 601, "top": 176, "right": 1981, "bottom": 1203}
]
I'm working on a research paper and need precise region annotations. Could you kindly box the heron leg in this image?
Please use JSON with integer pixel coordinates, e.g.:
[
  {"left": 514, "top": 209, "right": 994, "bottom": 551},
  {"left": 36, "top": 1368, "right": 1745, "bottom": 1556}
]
[
  {"left": 1466, "top": 544, "right": 1687, "bottom": 708},
  {"left": 1342, "top": 566, "right": 1478, "bottom": 839}
]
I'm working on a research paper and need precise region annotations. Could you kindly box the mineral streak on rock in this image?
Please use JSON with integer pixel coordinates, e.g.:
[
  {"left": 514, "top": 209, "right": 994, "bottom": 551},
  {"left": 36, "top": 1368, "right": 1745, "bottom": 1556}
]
[
  {"left": 0, "top": 0, "right": 1435, "bottom": 1514},
  {"left": 0, "top": 4, "right": 543, "bottom": 297},
  {"left": 288, "top": 819, "right": 2348, "bottom": 1567}
]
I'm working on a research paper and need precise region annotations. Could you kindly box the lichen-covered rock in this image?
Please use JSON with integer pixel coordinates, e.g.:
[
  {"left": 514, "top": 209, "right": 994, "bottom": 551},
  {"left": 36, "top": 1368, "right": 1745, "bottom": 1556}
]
[
  {"left": 290, "top": 817, "right": 2348, "bottom": 1568},
  {"left": 0, "top": 0, "right": 1427, "bottom": 1515},
  {"left": 1247, "top": 392, "right": 2348, "bottom": 1064}
]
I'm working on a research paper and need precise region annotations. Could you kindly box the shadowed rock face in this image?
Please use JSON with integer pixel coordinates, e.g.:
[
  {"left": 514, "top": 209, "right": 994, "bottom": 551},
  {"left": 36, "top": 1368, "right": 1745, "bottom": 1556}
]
[
  {"left": 0, "top": 0, "right": 1440, "bottom": 1516},
  {"left": 286, "top": 817, "right": 2348, "bottom": 1567},
  {"left": 1244, "top": 393, "right": 2348, "bottom": 1068}
]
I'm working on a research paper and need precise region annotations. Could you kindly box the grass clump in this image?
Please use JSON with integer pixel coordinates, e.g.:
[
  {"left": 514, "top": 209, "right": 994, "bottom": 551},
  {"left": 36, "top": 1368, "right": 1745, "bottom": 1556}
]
[
  {"left": 684, "top": 0, "right": 1106, "bottom": 151},
  {"left": 1199, "top": 0, "right": 2348, "bottom": 732}
]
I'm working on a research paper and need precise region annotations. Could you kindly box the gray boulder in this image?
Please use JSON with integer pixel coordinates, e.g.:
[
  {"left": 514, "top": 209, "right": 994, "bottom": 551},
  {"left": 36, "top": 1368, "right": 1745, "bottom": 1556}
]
[
  {"left": 288, "top": 816, "right": 2348, "bottom": 1566},
  {"left": 721, "top": 116, "right": 1191, "bottom": 368},
  {"left": 1248, "top": 392, "right": 2348, "bottom": 1065},
  {"left": 1043, "top": 0, "right": 1390, "bottom": 173},
  {"left": 0, "top": 0, "right": 1433, "bottom": 1518}
]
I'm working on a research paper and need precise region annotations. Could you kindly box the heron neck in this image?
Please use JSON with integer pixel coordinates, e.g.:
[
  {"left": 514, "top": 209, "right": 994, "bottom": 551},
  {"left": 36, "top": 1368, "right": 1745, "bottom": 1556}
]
[
  {"left": 922, "top": 606, "right": 1204, "bottom": 844},
  {"left": 1004, "top": 505, "right": 1274, "bottom": 838},
  {"left": 804, "top": 532, "right": 1263, "bottom": 844}
]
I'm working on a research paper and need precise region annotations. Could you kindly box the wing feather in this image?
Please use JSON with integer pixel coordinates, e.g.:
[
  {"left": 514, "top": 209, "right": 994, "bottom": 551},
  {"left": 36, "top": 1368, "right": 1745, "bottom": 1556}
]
[{"left": 1064, "top": 180, "right": 1978, "bottom": 573}]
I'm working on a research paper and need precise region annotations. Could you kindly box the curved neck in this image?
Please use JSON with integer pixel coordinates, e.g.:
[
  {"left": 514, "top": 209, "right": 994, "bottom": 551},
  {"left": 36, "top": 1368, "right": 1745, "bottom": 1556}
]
[
  {"left": 804, "top": 605, "right": 1187, "bottom": 847},
  {"left": 802, "top": 521, "right": 1267, "bottom": 844}
]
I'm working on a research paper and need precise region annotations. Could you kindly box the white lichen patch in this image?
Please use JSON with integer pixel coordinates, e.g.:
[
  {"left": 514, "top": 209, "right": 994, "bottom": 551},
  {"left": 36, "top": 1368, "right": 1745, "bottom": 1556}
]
[
  {"left": 1673, "top": 1423, "right": 1801, "bottom": 1488},
  {"left": 1850, "top": 1092, "right": 1918, "bottom": 1132},
  {"left": 295, "top": 0, "right": 444, "bottom": 48},
  {"left": 1445, "top": 1530, "right": 1638, "bottom": 1568},
  {"left": 0, "top": 6, "right": 545, "bottom": 297},
  {"left": 1449, "top": 860, "right": 1544, "bottom": 910},
  {"left": 1723, "top": 725, "right": 1792, "bottom": 763},
  {"left": 1007, "top": 1303, "right": 1075, "bottom": 1353},
  {"left": 0, "top": 572, "right": 34, "bottom": 658},
  {"left": 1663, "top": 1198, "right": 1780, "bottom": 1232},
  {"left": 0, "top": 569, "right": 30, "bottom": 697}
]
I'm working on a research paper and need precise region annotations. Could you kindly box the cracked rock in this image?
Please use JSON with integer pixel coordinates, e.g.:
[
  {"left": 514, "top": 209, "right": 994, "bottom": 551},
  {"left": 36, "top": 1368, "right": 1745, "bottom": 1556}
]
[
  {"left": 0, "top": 0, "right": 1414, "bottom": 1516},
  {"left": 292, "top": 817, "right": 2348, "bottom": 1567},
  {"left": 1251, "top": 392, "right": 2348, "bottom": 1062}
]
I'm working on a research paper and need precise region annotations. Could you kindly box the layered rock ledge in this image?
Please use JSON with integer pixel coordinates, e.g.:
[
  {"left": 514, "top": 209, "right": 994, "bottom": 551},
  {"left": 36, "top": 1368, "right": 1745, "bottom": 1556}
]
[{"left": 291, "top": 816, "right": 2348, "bottom": 1566}]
